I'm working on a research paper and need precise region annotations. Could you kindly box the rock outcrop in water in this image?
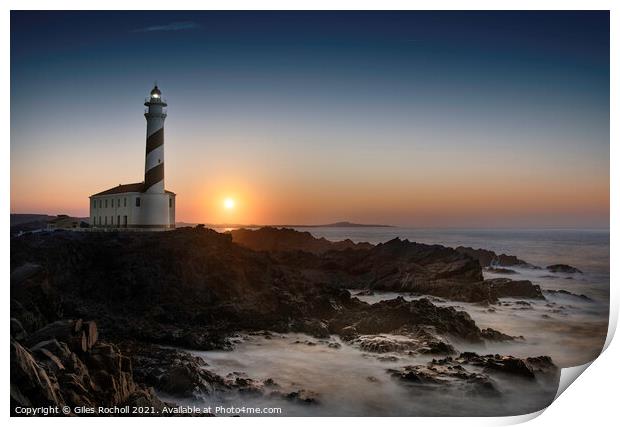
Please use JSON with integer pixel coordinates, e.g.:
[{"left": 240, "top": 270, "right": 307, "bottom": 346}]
[
  {"left": 546, "top": 264, "right": 583, "bottom": 274},
  {"left": 328, "top": 297, "right": 491, "bottom": 343},
  {"left": 454, "top": 246, "right": 534, "bottom": 268},
  {"left": 388, "top": 352, "right": 558, "bottom": 396}
]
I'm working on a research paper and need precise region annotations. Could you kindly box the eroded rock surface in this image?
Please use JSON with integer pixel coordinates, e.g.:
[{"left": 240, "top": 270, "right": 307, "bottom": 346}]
[
  {"left": 388, "top": 352, "right": 558, "bottom": 397},
  {"left": 11, "top": 320, "right": 168, "bottom": 415}
]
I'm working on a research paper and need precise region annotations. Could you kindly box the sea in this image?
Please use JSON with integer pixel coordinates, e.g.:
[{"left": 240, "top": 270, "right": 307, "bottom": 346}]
[{"left": 172, "top": 227, "right": 610, "bottom": 416}]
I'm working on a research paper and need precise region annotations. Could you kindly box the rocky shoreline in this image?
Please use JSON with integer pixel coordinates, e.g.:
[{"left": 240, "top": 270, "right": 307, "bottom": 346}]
[{"left": 11, "top": 226, "right": 576, "bottom": 415}]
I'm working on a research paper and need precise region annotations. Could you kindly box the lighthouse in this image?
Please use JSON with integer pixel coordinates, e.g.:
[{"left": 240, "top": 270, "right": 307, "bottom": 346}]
[
  {"left": 144, "top": 85, "right": 166, "bottom": 193},
  {"left": 88, "top": 84, "right": 176, "bottom": 229}
]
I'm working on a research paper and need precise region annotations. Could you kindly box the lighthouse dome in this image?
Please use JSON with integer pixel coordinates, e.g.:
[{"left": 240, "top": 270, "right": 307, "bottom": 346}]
[{"left": 150, "top": 85, "right": 162, "bottom": 98}]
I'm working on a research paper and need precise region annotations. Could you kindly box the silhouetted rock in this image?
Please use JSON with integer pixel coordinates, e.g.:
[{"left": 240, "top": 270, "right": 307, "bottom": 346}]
[
  {"left": 485, "top": 267, "right": 518, "bottom": 275},
  {"left": 480, "top": 328, "right": 517, "bottom": 341},
  {"left": 486, "top": 278, "right": 544, "bottom": 300},
  {"left": 231, "top": 227, "right": 372, "bottom": 254},
  {"left": 330, "top": 297, "right": 487, "bottom": 343},
  {"left": 546, "top": 264, "right": 583, "bottom": 274},
  {"left": 10, "top": 263, "right": 62, "bottom": 333},
  {"left": 388, "top": 353, "right": 557, "bottom": 397},
  {"left": 387, "top": 362, "right": 499, "bottom": 397},
  {"left": 456, "top": 352, "right": 557, "bottom": 379},
  {"left": 544, "top": 289, "right": 592, "bottom": 300},
  {"left": 126, "top": 343, "right": 225, "bottom": 398},
  {"left": 455, "top": 246, "right": 534, "bottom": 268}
]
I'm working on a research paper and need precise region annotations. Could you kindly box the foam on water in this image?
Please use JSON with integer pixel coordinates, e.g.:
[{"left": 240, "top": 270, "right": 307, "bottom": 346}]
[{"left": 184, "top": 333, "right": 557, "bottom": 416}]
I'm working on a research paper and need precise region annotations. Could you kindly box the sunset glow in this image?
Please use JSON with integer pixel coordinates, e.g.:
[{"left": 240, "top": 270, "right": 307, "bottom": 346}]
[
  {"left": 10, "top": 12, "right": 609, "bottom": 228},
  {"left": 224, "top": 198, "right": 235, "bottom": 210}
]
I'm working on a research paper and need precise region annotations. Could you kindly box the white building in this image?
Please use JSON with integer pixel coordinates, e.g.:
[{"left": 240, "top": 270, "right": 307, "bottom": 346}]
[{"left": 89, "top": 85, "right": 176, "bottom": 229}]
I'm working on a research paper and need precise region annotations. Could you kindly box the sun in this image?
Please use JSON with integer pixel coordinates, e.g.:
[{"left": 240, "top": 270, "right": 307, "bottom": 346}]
[{"left": 224, "top": 198, "right": 235, "bottom": 210}]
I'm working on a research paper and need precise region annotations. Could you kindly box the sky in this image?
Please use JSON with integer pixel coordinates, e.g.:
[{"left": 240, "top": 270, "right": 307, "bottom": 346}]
[{"left": 10, "top": 11, "right": 609, "bottom": 227}]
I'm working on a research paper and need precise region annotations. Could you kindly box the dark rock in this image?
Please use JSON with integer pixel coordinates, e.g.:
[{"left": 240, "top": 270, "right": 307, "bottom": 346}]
[
  {"left": 25, "top": 320, "right": 91, "bottom": 354},
  {"left": 388, "top": 361, "right": 499, "bottom": 397},
  {"left": 485, "top": 267, "right": 518, "bottom": 275},
  {"left": 545, "top": 289, "right": 592, "bottom": 300},
  {"left": 480, "top": 328, "right": 515, "bottom": 341},
  {"left": 284, "top": 389, "right": 319, "bottom": 404},
  {"left": 291, "top": 319, "right": 331, "bottom": 339},
  {"left": 11, "top": 318, "right": 28, "bottom": 342},
  {"left": 10, "top": 264, "right": 62, "bottom": 333},
  {"left": 330, "top": 297, "right": 487, "bottom": 343},
  {"left": 546, "top": 264, "right": 582, "bottom": 274},
  {"left": 339, "top": 326, "right": 359, "bottom": 341},
  {"left": 455, "top": 246, "right": 533, "bottom": 268},
  {"left": 231, "top": 227, "right": 372, "bottom": 254},
  {"left": 126, "top": 343, "right": 226, "bottom": 398},
  {"left": 11, "top": 321, "right": 170, "bottom": 415},
  {"left": 456, "top": 352, "right": 557, "bottom": 379},
  {"left": 486, "top": 278, "right": 544, "bottom": 300},
  {"left": 353, "top": 335, "right": 420, "bottom": 353},
  {"left": 11, "top": 338, "right": 64, "bottom": 409}
]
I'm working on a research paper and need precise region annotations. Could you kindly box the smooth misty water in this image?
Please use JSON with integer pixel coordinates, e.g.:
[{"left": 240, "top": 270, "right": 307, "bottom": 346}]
[
  {"left": 180, "top": 228, "right": 609, "bottom": 416},
  {"left": 182, "top": 333, "right": 558, "bottom": 417}
]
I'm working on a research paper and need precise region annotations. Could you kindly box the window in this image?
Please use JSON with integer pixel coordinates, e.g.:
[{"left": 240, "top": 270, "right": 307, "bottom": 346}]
[
  {"left": 104, "top": 216, "right": 107, "bottom": 225},
  {"left": 169, "top": 198, "right": 172, "bottom": 208},
  {"left": 117, "top": 215, "right": 120, "bottom": 226},
  {"left": 136, "top": 197, "right": 141, "bottom": 207},
  {"left": 93, "top": 200, "right": 96, "bottom": 209},
  {"left": 117, "top": 198, "right": 120, "bottom": 207},
  {"left": 92, "top": 217, "right": 95, "bottom": 225},
  {"left": 124, "top": 197, "right": 127, "bottom": 207},
  {"left": 105, "top": 199, "right": 108, "bottom": 208},
  {"left": 99, "top": 216, "right": 101, "bottom": 225},
  {"left": 98, "top": 200, "right": 102, "bottom": 209}
]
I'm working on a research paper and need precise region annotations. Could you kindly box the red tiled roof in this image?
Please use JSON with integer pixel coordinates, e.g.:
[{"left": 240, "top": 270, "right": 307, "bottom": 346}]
[{"left": 90, "top": 183, "right": 176, "bottom": 197}]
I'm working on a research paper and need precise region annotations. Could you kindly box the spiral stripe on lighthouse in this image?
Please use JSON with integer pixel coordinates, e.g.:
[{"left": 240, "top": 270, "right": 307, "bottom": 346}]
[
  {"left": 144, "top": 162, "right": 165, "bottom": 189},
  {"left": 146, "top": 128, "right": 164, "bottom": 153},
  {"left": 144, "top": 121, "right": 165, "bottom": 193}
]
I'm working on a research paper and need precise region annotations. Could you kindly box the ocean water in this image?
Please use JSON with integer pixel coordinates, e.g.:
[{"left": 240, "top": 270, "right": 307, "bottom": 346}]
[{"left": 177, "top": 227, "right": 609, "bottom": 416}]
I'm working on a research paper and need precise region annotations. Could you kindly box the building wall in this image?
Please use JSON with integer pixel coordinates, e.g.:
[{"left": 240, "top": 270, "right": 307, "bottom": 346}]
[
  {"left": 139, "top": 192, "right": 173, "bottom": 227},
  {"left": 90, "top": 192, "right": 175, "bottom": 228}
]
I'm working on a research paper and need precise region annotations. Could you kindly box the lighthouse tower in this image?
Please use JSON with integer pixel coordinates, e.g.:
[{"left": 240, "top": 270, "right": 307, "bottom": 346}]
[
  {"left": 144, "top": 85, "right": 167, "bottom": 193},
  {"left": 88, "top": 84, "right": 176, "bottom": 229}
]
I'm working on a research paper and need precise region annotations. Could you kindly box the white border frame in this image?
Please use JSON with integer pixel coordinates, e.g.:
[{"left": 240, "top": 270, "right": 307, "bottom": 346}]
[{"left": 4, "top": 2, "right": 617, "bottom": 426}]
